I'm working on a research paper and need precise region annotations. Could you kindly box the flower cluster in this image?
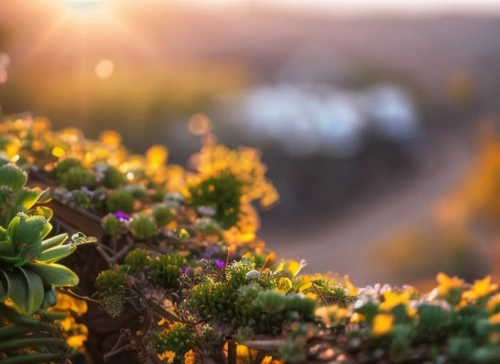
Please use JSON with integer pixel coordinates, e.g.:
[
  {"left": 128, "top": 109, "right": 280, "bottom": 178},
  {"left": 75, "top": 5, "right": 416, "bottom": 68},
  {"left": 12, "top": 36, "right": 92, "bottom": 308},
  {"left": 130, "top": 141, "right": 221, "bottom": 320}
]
[{"left": 311, "top": 273, "right": 500, "bottom": 363}]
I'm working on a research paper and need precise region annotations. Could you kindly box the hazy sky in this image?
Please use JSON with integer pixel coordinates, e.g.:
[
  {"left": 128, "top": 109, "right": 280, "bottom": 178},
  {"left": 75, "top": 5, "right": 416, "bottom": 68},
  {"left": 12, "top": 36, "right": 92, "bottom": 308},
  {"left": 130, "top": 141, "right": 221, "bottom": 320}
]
[{"left": 187, "top": 0, "right": 500, "bottom": 13}]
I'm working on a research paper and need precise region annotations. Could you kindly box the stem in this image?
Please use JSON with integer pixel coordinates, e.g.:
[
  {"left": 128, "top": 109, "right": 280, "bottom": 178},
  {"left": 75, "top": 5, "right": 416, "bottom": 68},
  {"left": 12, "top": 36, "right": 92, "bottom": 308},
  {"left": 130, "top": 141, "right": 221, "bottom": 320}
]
[
  {"left": 0, "top": 337, "right": 67, "bottom": 351},
  {"left": 0, "top": 353, "right": 62, "bottom": 364},
  {"left": 109, "top": 236, "right": 134, "bottom": 266},
  {"left": 59, "top": 288, "right": 101, "bottom": 304},
  {"left": 96, "top": 245, "right": 113, "bottom": 267},
  {"left": 227, "top": 340, "right": 237, "bottom": 364}
]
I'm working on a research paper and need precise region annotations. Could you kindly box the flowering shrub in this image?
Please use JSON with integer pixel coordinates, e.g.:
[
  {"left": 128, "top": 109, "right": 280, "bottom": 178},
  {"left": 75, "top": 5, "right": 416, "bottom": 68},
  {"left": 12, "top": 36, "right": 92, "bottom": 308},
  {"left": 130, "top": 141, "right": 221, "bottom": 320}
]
[{"left": 1, "top": 114, "right": 500, "bottom": 364}]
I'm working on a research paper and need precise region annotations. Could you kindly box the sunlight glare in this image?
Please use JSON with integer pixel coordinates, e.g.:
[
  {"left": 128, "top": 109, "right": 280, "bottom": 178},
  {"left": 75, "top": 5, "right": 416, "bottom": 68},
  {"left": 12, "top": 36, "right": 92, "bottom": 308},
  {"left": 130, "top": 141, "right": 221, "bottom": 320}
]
[
  {"left": 95, "top": 60, "right": 115, "bottom": 79},
  {"left": 66, "top": 0, "right": 108, "bottom": 12}
]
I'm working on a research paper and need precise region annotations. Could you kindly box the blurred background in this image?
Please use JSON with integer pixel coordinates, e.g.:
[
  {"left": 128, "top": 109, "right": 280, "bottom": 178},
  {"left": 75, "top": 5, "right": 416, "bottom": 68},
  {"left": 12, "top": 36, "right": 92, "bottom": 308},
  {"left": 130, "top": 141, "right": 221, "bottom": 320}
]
[{"left": 2, "top": 0, "right": 500, "bottom": 288}]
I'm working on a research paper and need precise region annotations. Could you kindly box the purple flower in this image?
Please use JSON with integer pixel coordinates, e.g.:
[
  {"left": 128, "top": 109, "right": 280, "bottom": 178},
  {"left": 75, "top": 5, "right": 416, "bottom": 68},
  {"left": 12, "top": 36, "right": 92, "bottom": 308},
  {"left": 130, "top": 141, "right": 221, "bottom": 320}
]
[
  {"left": 181, "top": 267, "right": 190, "bottom": 275},
  {"left": 114, "top": 211, "right": 131, "bottom": 221},
  {"left": 214, "top": 260, "right": 225, "bottom": 270}
]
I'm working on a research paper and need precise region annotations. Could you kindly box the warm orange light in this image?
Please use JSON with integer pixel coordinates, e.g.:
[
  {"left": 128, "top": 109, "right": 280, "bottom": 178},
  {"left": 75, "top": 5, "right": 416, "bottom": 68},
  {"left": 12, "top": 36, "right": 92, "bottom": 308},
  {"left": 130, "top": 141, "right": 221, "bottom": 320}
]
[
  {"left": 146, "top": 145, "right": 168, "bottom": 166},
  {"left": 0, "top": 52, "right": 9, "bottom": 84},
  {"left": 188, "top": 113, "right": 213, "bottom": 135},
  {"left": 99, "top": 130, "right": 122, "bottom": 148},
  {"left": 95, "top": 59, "right": 114, "bottom": 79}
]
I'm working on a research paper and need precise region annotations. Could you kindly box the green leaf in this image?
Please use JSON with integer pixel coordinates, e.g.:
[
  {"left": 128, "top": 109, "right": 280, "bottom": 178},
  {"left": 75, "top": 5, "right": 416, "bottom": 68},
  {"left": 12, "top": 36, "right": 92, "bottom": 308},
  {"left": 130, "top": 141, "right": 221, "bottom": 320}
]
[
  {"left": 8, "top": 267, "right": 44, "bottom": 316},
  {"left": 13, "top": 214, "right": 52, "bottom": 245},
  {"left": 14, "top": 258, "right": 28, "bottom": 267},
  {"left": 0, "top": 226, "right": 7, "bottom": 241},
  {"left": 0, "top": 269, "right": 10, "bottom": 302},
  {"left": 0, "top": 254, "right": 21, "bottom": 264},
  {"left": 25, "top": 261, "right": 79, "bottom": 287},
  {"left": 15, "top": 187, "right": 44, "bottom": 210},
  {"left": 7, "top": 215, "right": 20, "bottom": 242},
  {"left": 38, "top": 244, "right": 76, "bottom": 263},
  {"left": 41, "top": 287, "right": 57, "bottom": 309},
  {"left": 35, "top": 205, "right": 53, "bottom": 220},
  {"left": 0, "top": 164, "right": 28, "bottom": 192},
  {"left": 41, "top": 233, "right": 68, "bottom": 251},
  {"left": 0, "top": 239, "right": 15, "bottom": 257}
]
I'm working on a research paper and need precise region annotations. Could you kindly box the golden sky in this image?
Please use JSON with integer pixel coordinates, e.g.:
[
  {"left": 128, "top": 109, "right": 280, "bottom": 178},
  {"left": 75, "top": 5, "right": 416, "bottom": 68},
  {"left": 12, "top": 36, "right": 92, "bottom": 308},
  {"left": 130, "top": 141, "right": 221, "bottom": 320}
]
[{"left": 186, "top": 0, "right": 500, "bottom": 13}]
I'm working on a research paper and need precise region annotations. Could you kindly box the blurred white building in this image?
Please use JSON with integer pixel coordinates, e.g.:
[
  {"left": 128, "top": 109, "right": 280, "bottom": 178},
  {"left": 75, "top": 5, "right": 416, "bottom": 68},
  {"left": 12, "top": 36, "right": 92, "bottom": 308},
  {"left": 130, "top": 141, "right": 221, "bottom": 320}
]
[{"left": 216, "top": 83, "right": 420, "bottom": 157}]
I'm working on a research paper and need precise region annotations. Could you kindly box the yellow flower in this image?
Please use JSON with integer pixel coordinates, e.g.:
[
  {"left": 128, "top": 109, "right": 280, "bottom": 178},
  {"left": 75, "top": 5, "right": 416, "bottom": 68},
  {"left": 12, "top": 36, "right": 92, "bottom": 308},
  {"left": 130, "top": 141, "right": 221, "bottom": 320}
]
[
  {"left": 316, "top": 305, "right": 347, "bottom": 327},
  {"left": 275, "top": 259, "right": 307, "bottom": 277},
  {"left": 350, "top": 313, "right": 365, "bottom": 323},
  {"left": 276, "top": 277, "right": 293, "bottom": 293},
  {"left": 192, "top": 144, "right": 279, "bottom": 209},
  {"left": 67, "top": 334, "right": 87, "bottom": 350},
  {"left": 343, "top": 275, "right": 358, "bottom": 296},
  {"left": 60, "top": 317, "right": 74, "bottom": 331},
  {"left": 487, "top": 294, "right": 500, "bottom": 312},
  {"left": 157, "top": 351, "right": 176, "bottom": 363},
  {"left": 304, "top": 292, "right": 318, "bottom": 300},
  {"left": 462, "top": 276, "right": 499, "bottom": 301},
  {"left": 436, "top": 273, "right": 464, "bottom": 296},
  {"left": 379, "top": 291, "right": 411, "bottom": 312},
  {"left": 371, "top": 314, "right": 394, "bottom": 336},
  {"left": 184, "top": 350, "right": 197, "bottom": 364},
  {"left": 489, "top": 313, "right": 500, "bottom": 324},
  {"left": 261, "top": 357, "right": 284, "bottom": 364},
  {"left": 49, "top": 293, "right": 88, "bottom": 316}
]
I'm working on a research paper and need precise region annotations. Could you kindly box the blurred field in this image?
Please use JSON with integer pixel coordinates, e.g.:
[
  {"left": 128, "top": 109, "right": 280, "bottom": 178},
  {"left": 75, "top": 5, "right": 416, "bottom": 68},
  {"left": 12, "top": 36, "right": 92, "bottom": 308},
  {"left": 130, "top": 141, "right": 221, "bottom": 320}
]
[{"left": 3, "top": 0, "right": 500, "bottom": 287}]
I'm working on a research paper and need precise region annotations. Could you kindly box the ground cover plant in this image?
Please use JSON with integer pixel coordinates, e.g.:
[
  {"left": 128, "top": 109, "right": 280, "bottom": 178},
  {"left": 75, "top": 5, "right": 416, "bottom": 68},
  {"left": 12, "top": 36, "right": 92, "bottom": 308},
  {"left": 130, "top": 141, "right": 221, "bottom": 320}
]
[{"left": 1, "top": 115, "right": 500, "bottom": 363}]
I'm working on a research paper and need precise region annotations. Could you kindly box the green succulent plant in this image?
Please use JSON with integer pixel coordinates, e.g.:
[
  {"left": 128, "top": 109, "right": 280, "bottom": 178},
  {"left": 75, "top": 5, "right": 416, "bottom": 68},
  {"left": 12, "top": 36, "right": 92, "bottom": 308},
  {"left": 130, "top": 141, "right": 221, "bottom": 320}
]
[
  {"left": 101, "top": 214, "right": 121, "bottom": 236},
  {"left": 61, "top": 166, "right": 95, "bottom": 190},
  {"left": 122, "top": 184, "right": 147, "bottom": 200},
  {"left": 152, "top": 204, "right": 174, "bottom": 227},
  {"left": 416, "top": 304, "right": 453, "bottom": 340},
  {"left": 124, "top": 248, "right": 151, "bottom": 271},
  {"left": 225, "top": 258, "right": 255, "bottom": 289},
  {"left": 94, "top": 269, "right": 129, "bottom": 318},
  {"left": 106, "top": 189, "right": 135, "bottom": 214},
  {"left": 0, "top": 213, "right": 79, "bottom": 316},
  {"left": 0, "top": 304, "right": 69, "bottom": 364},
  {"left": 103, "top": 166, "right": 127, "bottom": 189},
  {"left": 54, "top": 158, "right": 82, "bottom": 181},
  {"left": 72, "top": 189, "right": 91, "bottom": 209},
  {"left": 189, "top": 171, "right": 243, "bottom": 229},
  {"left": 189, "top": 280, "right": 237, "bottom": 322},
  {"left": 151, "top": 254, "right": 186, "bottom": 289},
  {"left": 129, "top": 213, "right": 158, "bottom": 240},
  {"left": 155, "top": 324, "right": 194, "bottom": 359},
  {"left": 0, "top": 164, "right": 48, "bottom": 227}
]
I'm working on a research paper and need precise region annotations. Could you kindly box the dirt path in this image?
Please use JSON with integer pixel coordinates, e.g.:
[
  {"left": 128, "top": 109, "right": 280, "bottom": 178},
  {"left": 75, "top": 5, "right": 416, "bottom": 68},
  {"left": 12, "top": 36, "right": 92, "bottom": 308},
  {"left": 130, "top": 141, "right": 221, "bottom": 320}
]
[{"left": 262, "top": 128, "right": 475, "bottom": 286}]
